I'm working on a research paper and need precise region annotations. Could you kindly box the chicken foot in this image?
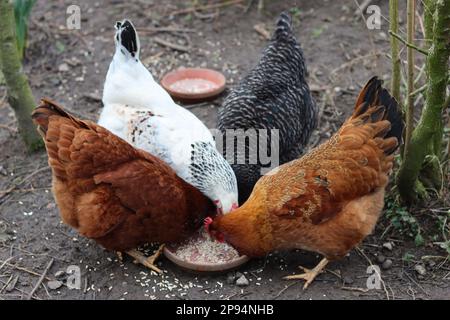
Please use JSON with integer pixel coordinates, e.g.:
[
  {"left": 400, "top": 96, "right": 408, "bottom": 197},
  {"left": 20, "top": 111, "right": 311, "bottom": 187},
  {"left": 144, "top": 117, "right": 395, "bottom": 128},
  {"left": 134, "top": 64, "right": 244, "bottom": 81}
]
[
  {"left": 126, "top": 245, "right": 165, "bottom": 274},
  {"left": 283, "top": 257, "right": 329, "bottom": 289}
]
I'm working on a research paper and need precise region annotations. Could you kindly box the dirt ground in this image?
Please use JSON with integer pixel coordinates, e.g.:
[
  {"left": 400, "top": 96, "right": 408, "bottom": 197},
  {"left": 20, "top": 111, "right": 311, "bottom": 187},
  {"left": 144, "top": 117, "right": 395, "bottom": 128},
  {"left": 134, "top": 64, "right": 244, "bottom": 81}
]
[{"left": 0, "top": 0, "right": 449, "bottom": 300}]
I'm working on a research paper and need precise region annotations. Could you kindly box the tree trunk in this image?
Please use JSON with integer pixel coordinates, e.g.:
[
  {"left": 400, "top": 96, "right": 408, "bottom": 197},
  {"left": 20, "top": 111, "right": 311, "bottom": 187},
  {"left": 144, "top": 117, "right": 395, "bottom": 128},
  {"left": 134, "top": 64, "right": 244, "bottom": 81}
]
[
  {"left": 396, "top": 0, "right": 450, "bottom": 203},
  {"left": 423, "top": 0, "right": 448, "bottom": 188},
  {"left": 404, "top": 0, "right": 416, "bottom": 153},
  {"left": 0, "top": 0, "right": 42, "bottom": 151},
  {"left": 389, "top": 0, "right": 401, "bottom": 103},
  {"left": 423, "top": 0, "right": 436, "bottom": 50}
]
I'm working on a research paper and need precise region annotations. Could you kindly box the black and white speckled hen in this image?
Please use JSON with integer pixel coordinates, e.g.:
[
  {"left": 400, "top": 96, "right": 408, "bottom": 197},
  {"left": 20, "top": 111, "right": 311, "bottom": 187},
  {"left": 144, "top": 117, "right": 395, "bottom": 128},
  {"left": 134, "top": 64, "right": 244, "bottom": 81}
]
[{"left": 218, "top": 12, "right": 317, "bottom": 204}]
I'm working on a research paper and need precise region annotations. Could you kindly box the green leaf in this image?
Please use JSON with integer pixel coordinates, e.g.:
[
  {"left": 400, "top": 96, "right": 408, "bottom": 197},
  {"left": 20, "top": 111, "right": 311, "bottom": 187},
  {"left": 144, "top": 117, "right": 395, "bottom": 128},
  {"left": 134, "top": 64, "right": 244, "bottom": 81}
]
[
  {"left": 55, "top": 41, "right": 66, "bottom": 53},
  {"left": 414, "top": 233, "right": 425, "bottom": 246},
  {"left": 13, "top": 0, "right": 36, "bottom": 60},
  {"left": 402, "top": 252, "right": 415, "bottom": 262},
  {"left": 289, "top": 7, "right": 302, "bottom": 17},
  {"left": 312, "top": 26, "right": 327, "bottom": 38},
  {"left": 436, "top": 240, "right": 450, "bottom": 255}
]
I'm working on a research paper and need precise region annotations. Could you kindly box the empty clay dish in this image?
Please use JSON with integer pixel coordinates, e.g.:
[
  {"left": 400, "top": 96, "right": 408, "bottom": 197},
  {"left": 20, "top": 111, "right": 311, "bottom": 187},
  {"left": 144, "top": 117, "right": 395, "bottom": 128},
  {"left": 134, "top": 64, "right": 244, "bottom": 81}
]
[{"left": 161, "top": 67, "right": 226, "bottom": 101}]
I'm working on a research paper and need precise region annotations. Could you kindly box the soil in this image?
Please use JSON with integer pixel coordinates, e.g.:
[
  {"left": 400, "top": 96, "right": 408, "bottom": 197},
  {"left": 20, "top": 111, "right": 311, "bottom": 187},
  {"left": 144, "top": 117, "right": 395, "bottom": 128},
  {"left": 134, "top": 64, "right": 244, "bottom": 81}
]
[{"left": 0, "top": 0, "right": 448, "bottom": 300}]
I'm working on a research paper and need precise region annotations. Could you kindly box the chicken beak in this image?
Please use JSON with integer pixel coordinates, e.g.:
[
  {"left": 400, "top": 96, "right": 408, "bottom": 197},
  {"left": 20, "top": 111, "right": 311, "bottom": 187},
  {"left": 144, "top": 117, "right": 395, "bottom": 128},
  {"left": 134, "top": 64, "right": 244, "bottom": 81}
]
[{"left": 204, "top": 217, "right": 213, "bottom": 233}]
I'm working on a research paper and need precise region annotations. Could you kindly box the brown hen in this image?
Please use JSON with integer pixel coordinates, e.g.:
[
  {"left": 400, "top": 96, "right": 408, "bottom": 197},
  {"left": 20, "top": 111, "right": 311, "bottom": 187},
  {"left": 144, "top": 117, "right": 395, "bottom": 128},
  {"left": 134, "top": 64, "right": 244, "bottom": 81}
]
[
  {"left": 206, "top": 77, "right": 403, "bottom": 288},
  {"left": 32, "top": 99, "right": 214, "bottom": 272}
]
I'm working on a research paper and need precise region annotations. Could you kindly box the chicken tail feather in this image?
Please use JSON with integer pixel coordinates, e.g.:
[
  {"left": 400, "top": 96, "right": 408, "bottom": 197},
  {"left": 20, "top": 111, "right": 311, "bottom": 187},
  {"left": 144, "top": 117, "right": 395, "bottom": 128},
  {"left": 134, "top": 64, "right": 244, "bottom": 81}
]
[
  {"left": 115, "top": 19, "right": 140, "bottom": 59},
  {"left": 272, "top": 11, "right": 293, "bottom": 41},
  {"left": 353, "top": 76, "right": 404, "bottom": 154},
  {"left": 378, "top": 87, "right": 404, "bottom": 152},
  {"left": 31, "top": 98, "right": 85, "bottom": 136}
]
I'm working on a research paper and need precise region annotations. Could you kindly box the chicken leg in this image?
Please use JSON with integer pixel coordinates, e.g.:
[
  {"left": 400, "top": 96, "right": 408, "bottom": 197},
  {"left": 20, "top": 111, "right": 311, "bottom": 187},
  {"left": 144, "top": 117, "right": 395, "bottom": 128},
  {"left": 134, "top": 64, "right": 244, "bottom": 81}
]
[
  {"left": 283, "top": 258, "right": 329, "bottom": 289},
  {"left": 126, "top": 245, "right": 165, "bottom": 274}
]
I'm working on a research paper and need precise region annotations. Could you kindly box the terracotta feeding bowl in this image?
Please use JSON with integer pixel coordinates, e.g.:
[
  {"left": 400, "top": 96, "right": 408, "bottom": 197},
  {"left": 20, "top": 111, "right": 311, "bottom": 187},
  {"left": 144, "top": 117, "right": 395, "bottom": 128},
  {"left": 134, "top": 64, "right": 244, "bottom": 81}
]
[
  {"left": 163, "top": 228, "right": 249, "bottom": 273},
  {"left": 161, "top": 68, "right": 226, "bottom": 101}
]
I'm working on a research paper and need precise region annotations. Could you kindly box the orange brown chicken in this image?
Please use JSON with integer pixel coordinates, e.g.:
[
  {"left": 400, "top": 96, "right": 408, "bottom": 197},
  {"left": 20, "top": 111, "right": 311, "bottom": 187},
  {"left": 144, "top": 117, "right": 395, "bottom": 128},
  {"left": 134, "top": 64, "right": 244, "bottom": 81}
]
[
  {"left": 32, "top": 99, "right": 214, "bottom": 273},
  {"left": 205, "top": 77, "right": 404, "bottom": 289}
]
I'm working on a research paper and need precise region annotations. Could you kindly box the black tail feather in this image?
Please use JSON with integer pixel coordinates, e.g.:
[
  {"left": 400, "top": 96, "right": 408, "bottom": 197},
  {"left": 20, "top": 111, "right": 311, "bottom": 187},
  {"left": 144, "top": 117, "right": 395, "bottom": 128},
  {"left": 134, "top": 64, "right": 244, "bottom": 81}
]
[
  {"left": 272, "top": 11, "right": 293, "bottom": 40},
  {"left": 117, "top": 19, "right": 139, "bottom": 58},
  {"left": 354, "top": 77, "right": 404, "bottom": 155},
  {"left": 379, "top": 87, "right": 404, "bottom": 151},
  {"left": 354, "top": 76, "right": 380, "bottom": 117}
]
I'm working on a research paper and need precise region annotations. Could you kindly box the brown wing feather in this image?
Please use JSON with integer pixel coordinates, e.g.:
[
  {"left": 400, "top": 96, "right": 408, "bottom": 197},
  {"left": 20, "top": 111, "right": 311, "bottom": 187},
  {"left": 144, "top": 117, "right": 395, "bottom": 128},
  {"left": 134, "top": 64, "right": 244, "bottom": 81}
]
[
  {"left": 257, "top": 79, "right": 399, "bottom": 225},
  {"left": 32, "top": 99, "right": 213, "bottom": 251},
  {"left": 211, "top": 77, "right": 403, "bottom": 258}
]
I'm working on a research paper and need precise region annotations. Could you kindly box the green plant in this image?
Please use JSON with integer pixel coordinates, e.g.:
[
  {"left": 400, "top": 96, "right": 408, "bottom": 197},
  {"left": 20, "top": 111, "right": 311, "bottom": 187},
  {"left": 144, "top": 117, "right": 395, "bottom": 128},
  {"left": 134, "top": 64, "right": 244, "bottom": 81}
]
[
  {"left": 13, "top": 0, "right": 36, "bottom": 59},
  {"left": 55, "top": 41, "right": 65, "bottom": 54},
  {"left": 184, "top": 13, "right": 192, "bottom": 22},
  {"left": 395, "top": 0, "right": 450, "bottom": 203},
  {"left": 289, "top": 7, "right": 301, "bottom": 17},
  {"left": 385, "top": 198, "right": 424, "bottom": 246},
  {"left": 434, "top": 210, "right": 450, "bottom": 254},
  {"left": 0, "top": 0, "right": 42, "bottom": 151},
  {"left": 435, "top": 210, "right": 449, "bottom": 234},
  {"left": 402, "top": 252, "right": 416, "bottom": 262},
  {"left": 311, "top": 26, "right": 326, "bottom": 38},
  {"left": 436, "top": 240, "right": 450, "bottom": 255}
]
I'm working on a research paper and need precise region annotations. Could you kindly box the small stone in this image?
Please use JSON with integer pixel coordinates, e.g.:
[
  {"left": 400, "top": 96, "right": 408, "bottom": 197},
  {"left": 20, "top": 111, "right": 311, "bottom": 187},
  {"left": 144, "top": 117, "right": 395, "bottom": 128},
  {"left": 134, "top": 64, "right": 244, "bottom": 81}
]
[
  {"left": 377, "top": 254, "right": 386, "bottom": 264},
  {"left": 46, "top": 202, "right": 56, "bottom": 210},
  {"left": 0, "top": 227, "right": 9, "bottom": 242},
  {"left": 50, "top": 78, "right": 61, "bottom": 86},
  {"left": 342, "top": 276, "right": 353, "bottom": 285},
  {"left": 334, "top": 86, "right": 342, "bottom": 93},
  {"left": 226, "top": 272, "right": 236, "bottom": 285},
  {"left": 58, "top": 63, "right": 70, "bottom": 72},
  {"left": 5, "top": 275, "right": 18, "bottom": 292},
  {"left": 382, "top": 259, "right": 393, "bottom": 270},
  {"left": 47, "top": 280, "right": 63, "bottom": 290},
  {"left": 235, "top": 275, "right": 249, "bottom": 287},
  {"left": 414, "top": 264, "right": 426, "bottom": 276},
  {"left": 54, "top": 270, "right": 66, "bottom": 280},
  {"left": 0, "top": 165, "right": 7, "bottom": 176},
  {"left": 382, "top": 242, "right": 394, "bottom": 251}
]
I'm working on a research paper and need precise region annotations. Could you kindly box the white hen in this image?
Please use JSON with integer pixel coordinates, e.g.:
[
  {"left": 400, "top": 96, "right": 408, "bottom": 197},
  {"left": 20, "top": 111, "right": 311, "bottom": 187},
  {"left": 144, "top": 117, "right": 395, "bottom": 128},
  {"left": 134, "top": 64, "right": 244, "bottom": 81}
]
[{"left": 99, "top": 20, "right": 238, "bottom": 214}]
